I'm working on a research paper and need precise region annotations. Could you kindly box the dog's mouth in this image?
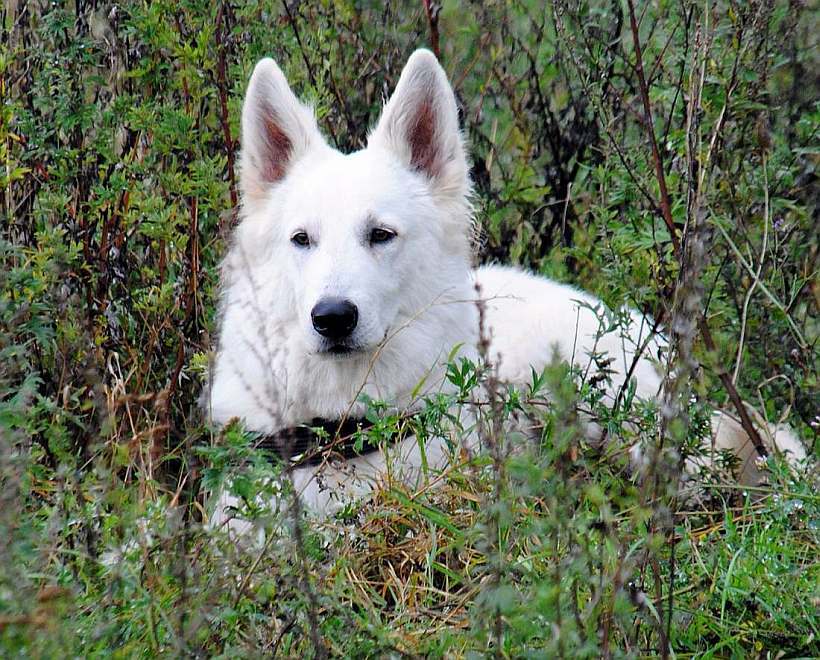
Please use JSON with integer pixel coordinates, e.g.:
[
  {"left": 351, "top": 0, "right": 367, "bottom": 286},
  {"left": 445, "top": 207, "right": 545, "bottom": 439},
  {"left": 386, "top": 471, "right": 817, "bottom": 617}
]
[
  {"left": 316, "top": 329, "right": 391, "bottom": 358},
  {"left": 318, "top": 342, "right": 363, "bottom": 358}
]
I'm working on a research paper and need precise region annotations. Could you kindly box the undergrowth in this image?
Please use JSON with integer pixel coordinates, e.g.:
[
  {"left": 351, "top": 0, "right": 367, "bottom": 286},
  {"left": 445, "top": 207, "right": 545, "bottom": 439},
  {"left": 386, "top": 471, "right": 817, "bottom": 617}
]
[{"left": 1, "top": 0, "right": 818, "bottom": 657}]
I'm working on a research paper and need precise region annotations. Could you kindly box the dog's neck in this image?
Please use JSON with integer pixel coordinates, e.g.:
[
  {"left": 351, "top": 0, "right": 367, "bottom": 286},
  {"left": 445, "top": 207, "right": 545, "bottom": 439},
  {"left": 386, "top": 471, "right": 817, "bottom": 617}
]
[{"left": 252, "top": 416, "right": 377, "bottom": 467}]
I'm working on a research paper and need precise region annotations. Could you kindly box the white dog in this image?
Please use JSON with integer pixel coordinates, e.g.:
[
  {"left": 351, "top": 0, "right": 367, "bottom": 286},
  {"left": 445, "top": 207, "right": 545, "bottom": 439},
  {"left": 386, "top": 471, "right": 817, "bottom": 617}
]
[{"left": 209, "top": 50, "right": 804, "bottom": 533}]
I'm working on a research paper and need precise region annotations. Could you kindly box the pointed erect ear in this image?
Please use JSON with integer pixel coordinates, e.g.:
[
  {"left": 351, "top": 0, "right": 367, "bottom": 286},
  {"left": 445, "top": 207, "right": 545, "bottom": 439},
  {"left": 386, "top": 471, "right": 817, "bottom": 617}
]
[
  {"left": 368, "top": 49, "right": 468, "bottom": 197},
  {"left": 239, "top": 58, "right": 324, "bottom": 207}
]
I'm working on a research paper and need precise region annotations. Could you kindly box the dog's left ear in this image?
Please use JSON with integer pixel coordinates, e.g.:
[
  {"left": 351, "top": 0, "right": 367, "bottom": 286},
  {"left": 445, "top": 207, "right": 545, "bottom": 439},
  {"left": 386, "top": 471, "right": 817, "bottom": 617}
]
[{"left": 369, "top": 50, "right": 468, "bottom": 198}]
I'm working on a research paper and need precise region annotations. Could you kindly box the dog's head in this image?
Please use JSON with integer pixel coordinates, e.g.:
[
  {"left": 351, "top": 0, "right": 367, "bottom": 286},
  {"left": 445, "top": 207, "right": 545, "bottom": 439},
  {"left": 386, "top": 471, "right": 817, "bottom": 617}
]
[{"left": 231, "top": 50, "right": 473, "bottom": 358}]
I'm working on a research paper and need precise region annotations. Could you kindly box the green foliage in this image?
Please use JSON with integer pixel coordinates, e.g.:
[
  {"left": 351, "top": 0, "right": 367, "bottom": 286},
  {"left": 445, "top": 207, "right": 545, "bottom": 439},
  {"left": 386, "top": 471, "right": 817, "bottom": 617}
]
[{"left": 1, "top": 0, "right": 817, "bottom": 657}]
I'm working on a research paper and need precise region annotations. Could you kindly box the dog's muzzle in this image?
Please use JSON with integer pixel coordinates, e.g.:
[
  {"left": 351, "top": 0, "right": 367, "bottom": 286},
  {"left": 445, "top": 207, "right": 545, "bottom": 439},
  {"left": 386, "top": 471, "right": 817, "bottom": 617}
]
[{"left": 311, "top": 297, "right": 358, "bottom": 340}]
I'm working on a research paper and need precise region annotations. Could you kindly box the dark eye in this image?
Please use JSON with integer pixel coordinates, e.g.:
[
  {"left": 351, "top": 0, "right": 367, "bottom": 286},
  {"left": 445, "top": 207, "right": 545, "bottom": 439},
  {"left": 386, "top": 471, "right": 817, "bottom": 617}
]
[
  {"left": 291, "top": 231, "right": 310, "bottom": 248},
  {"left": 369, "top": 227, "right": 396, "bottom": 245}
]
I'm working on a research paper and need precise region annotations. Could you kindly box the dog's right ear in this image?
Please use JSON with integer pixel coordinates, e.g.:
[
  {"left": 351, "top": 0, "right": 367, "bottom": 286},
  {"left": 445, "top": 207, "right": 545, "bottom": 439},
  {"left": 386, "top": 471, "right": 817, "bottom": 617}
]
[
  {"left": 239, "top": 58, "right": 324, "bottom": 207},
  {"left": 368, "top": 49, "right": 468, "bottom": 201}
]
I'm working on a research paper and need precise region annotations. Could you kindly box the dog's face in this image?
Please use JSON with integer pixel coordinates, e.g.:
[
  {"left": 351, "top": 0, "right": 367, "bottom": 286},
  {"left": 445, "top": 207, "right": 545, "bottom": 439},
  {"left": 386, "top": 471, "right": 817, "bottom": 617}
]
[{"left": 233, "top": 50, "right": 472, "bottom": 358}]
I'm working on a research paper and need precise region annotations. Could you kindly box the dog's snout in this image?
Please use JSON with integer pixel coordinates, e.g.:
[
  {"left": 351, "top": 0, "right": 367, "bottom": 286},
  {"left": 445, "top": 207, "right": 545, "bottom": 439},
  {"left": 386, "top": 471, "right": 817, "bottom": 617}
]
[{"left": 311, "top": 298, "right": 358, "bottom": 339}]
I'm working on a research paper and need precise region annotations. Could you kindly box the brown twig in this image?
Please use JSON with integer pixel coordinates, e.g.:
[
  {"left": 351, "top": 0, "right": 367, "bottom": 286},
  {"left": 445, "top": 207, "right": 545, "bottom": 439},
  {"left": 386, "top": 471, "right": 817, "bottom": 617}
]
[
  {"left": 625, "top": 0, "right": 680, "bottom": 256},
  {"left": 215, "top": 3, "right": 239, "bottom": 229},
  {"left": 422, "top": 0, "right": 441, "bottom": 59},
  {"left": 697, "top": 320, "right": 767, "bottom": 458},
  {"left": 473, "top": 281, "right": 506, "bottom": 657},
  {"left": 281, "top": 0, "right": 339, "bottom": 148},
  {"left": 625, "top": 0, "right": 768, "bottom": 460},
  {"left": 289, "top": 488, "right": 328, "bottom": 659}
]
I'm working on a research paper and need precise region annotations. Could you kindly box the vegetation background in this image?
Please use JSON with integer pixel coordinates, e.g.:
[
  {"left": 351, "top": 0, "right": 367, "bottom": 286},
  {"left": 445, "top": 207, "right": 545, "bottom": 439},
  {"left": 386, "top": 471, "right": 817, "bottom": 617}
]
[{"left": 1, "top": 0, "right": 817, "bottom": 656}]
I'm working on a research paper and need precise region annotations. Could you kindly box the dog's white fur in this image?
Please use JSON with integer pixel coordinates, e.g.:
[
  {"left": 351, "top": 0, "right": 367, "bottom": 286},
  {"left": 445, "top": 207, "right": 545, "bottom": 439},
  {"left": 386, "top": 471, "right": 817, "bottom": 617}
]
[{"left": 210, "top": 50, "right": 805, "bottom": 532}]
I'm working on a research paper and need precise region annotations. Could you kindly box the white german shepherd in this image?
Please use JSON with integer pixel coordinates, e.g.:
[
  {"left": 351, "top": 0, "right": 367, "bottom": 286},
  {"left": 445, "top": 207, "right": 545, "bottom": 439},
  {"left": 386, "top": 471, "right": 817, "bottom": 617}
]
[{"left": 209, "top": 50, "right": 804, "bottom": 532}]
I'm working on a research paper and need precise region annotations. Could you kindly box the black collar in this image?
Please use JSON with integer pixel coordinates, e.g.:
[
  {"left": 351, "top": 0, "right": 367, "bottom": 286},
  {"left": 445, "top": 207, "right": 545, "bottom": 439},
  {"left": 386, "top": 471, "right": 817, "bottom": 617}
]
[{"left": 253, "top": 417, "right": 379, "bottom": 468}]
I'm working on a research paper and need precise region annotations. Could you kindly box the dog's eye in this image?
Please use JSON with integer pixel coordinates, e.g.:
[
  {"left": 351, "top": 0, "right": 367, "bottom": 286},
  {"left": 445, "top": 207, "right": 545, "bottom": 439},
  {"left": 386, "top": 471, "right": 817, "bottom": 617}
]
[
  {"left": 291, "top": 231, "right": 311, "bottom": 248},
  {"left": 369, "top": 227, "right": 396, "bottom": 245}
]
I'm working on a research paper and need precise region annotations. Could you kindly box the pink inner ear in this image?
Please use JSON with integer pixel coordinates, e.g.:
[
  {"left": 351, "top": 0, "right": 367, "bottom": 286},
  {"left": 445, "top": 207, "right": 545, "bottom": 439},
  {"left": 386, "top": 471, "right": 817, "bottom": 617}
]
[
  {"left": 407, "top": 100, "right": 441, "bottom": 178},
  {"left": 259, "top": 105, "right": 293, "bottom": 183}
]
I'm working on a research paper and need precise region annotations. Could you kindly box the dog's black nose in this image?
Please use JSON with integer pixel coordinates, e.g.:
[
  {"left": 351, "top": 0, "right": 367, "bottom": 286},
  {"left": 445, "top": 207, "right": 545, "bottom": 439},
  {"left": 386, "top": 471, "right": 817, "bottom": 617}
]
[{"left": 311, "top": 298, "right": 358, "bottom": 339}]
